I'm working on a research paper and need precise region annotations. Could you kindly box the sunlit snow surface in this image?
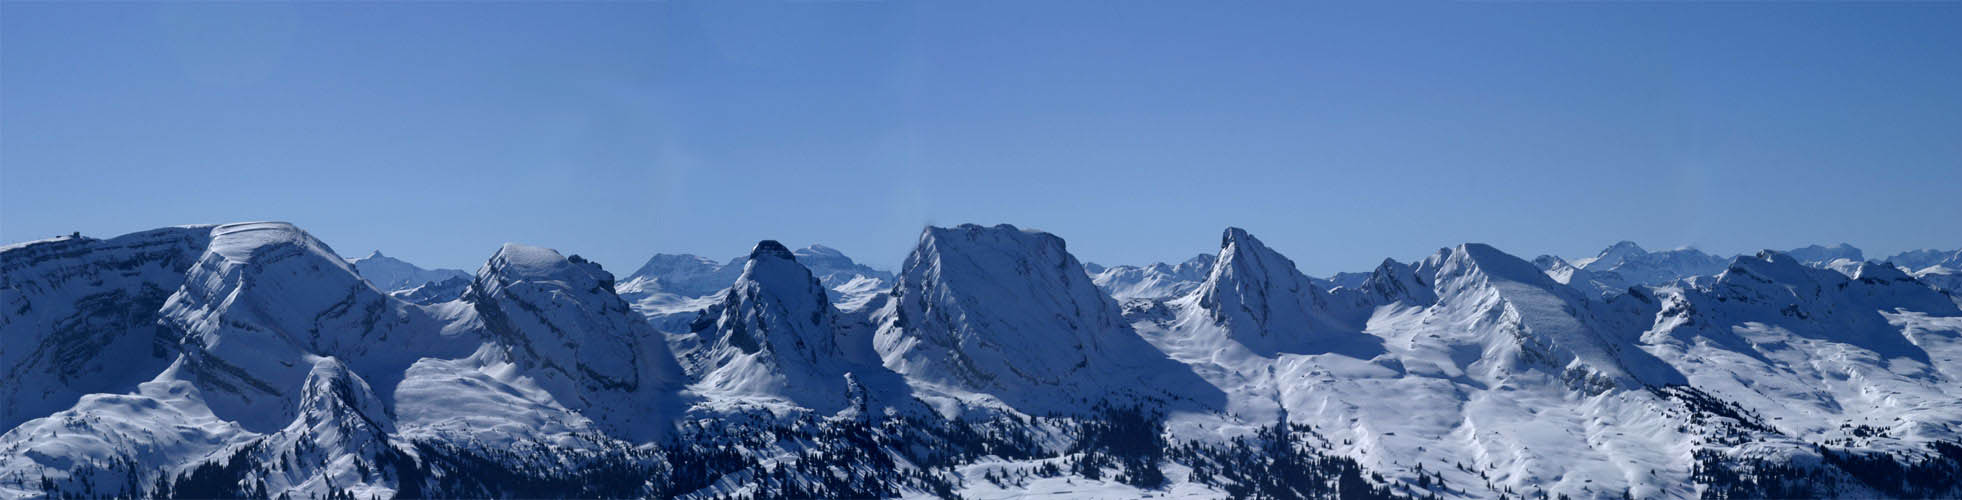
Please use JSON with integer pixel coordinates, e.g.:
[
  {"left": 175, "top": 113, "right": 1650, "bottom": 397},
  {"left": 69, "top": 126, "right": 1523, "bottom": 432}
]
[{"left": 4, "top": 222, "right": 1961, "bottom": 499}]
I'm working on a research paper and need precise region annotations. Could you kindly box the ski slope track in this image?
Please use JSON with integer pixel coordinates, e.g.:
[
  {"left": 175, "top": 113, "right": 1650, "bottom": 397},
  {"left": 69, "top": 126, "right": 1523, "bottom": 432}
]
[{"left": 5, "top": 222, "right": 1962, "bottom": 499}]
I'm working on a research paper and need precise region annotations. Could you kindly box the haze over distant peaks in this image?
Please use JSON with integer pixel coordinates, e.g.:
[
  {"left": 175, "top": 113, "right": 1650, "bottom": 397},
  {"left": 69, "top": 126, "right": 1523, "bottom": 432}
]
[{"left": 347, "top": 250, "right": 471, "bottom": 292}]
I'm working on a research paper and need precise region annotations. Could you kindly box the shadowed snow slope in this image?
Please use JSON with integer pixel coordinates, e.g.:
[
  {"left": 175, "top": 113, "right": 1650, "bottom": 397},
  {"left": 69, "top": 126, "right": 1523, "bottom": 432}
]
[
  {"left": 155, "top": 223, "right": 473, "bottom": 433},
  {"left": 460, "top": 243, "right": 686, "bottom": 439},
  {"left": 873, "top": 224, "right": 1222, "bottom": 415},
  {"left": 1, "top": 226, "right": 213, "bottom": 431},
  {"left": 681, "top": 241, "right": 854, "bottom": 412},
  {"left": 2, "top": 222, "right": 479, "bottom": 499}
]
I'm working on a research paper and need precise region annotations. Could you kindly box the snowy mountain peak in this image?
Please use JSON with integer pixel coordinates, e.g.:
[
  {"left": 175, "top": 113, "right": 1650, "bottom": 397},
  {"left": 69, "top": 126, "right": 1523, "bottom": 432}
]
[
  {"left": 1421, "top": 243, "right": 1664, "bottom": 391},
  {"left": 1535, "top": 253, "right": 1633, "bottom": 300},
  {"left": 786, "top": 243, "right": 894, "bottom": 312},
  {"left": 1219, "top": 226, "right": 1254, "bottom": 249},
  {"left": 1361, "top": 257, "right": 1436, "bottom": 306},
  {"left": 465, "top": 242, "right": 683, "bottom": 436},
  {"left": 1569, "top": 240, "right": 1728, "bottom": 286},
  {"left": 1851, "top": 260, "right": 1913, "bottom": 283},
  {"left": 348, "top": 248, "right": 470, "bottom": 292},
  {"left": 1728, "top": 250, "right": 1950, "bottom": 316},
  {"left": 1603, "top": 240, "right": 1647, "bottom": 256},
  {"left": 480, "top": 243, "right": 615, "bottom": 292},
  {"left": 11, "top": 222, "right": 1962, "bottom": 499},
  {"left": 619, "top": 243, "right": 892, "bottom": 332},
  {"left": 152, "top": 222, "right": 459, "bottom": 432},
  {"left": 294, "top": 357, "right": 395, "bottom": 436},
  {"left": 1785, "top": 243, "right": 1865, "bottom": 266},
  {"left": 207, "top": 221, "right": 345, "bottom": 268},
  {"left": 1721, "top": 250, "right": 1817, "bottom": 286},
  {"left": 1192, "top": 227, "right": 1343, "bottom": 353},
  {"left": 1576, "top": 240, "right": 1648, "bottom": 271},
  {"left": 621, "top": 253, "right": 742, "bottom": 299},
  {"left": 875, "top": 224, "right": 1204, "bottom": 413},
  {"left": 1532, "top": 254, "right": 1569, "bottom": 271},
  {"left": 632, "top": 253, "right": 725, "bottom": 274},
  {"left": 682, "top": 240, "right": 849, "bottom": 410},
  {"left": 1436, "top": 243, "right": 1566, "bottom": 288},
  {"left": 750, "top": 240, "right": 797, "bottom": 261}
]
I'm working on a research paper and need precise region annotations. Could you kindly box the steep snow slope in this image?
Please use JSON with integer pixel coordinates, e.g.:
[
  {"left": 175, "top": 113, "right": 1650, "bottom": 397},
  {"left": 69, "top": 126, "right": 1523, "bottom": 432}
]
[
  {"left": 1134, "top": 237, "right": 1701, "bottom": 499},
  {"left": 455, "top": 243, "right": 686, "bottom": 441},
  {"left": 2, "top": 227, "right": 212, "bottom": 431},
  {"left": 677, "top": 241, "right": 854, "bottom": 412},
  {"left": 155, "top": 222, "right": 468, "bottom": 432},
  {"left": 873, "top": 224, "right": 1221, "bottom": 415},
  {"left": 1638, "top": 254, "right": 1962, "bottom": 439},
  {"left": 346, "top": 251, "right": 469, "bottom": 292},
  {"left": 236, "top": 357, "right": 400, "bottom": 499},
  {"left": 1421, "top": 243, "right": 1681, "bottom": 390},
  {"left": 1, "top": 222, "right": 475, "bottom": 498},
  {"left": 1186, "top": 228, "right": 1362, "bottom": 355},
  {"left": 1627, "top": 252, "right": 1962, "bottom": 497},
  {"left": 1, "top": 223, "right": 693, "bottom": 498}
]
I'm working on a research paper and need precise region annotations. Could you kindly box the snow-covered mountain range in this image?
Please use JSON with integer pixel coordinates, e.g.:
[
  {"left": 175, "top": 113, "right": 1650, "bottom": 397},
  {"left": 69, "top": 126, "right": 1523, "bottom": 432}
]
[
  {"left": 613, "top": 245, "right": 894, "bottom": 337},
  {"left": 346, "top": 251, "right": 471, "bottom": 294},
  {"left": 5, "top": 222, "right": 1962, "bottom": 499}
]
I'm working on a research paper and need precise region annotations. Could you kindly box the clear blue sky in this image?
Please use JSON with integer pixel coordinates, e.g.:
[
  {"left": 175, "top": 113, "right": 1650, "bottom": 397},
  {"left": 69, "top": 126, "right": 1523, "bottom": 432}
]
[{"left": 4, "top": 2, "right": 1958, "bottom": 275}]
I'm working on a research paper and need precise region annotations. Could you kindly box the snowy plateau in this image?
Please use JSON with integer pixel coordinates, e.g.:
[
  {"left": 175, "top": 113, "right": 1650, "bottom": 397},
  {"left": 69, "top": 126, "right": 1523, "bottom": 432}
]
[{"left": 4, "top": 222, "right": 1962, "bottom": 499}]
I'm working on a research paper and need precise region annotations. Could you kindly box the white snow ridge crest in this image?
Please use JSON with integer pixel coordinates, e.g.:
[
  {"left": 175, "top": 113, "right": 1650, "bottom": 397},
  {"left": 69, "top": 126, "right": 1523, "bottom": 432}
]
[{"left": 5, "top": 221, "right": 1962, "bottom": 499}]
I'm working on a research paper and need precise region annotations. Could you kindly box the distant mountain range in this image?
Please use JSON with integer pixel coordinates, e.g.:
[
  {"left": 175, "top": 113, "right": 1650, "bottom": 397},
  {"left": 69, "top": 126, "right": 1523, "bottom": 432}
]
[{"left": 5, "top": 222, "right": 1961, "bottom": 499}]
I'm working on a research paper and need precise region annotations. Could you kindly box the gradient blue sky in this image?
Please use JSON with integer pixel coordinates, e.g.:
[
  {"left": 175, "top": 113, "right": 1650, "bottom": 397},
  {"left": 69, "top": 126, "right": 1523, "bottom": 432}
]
[{"left": 4, "top": 2, "right": 1959, "bottom": 275}]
